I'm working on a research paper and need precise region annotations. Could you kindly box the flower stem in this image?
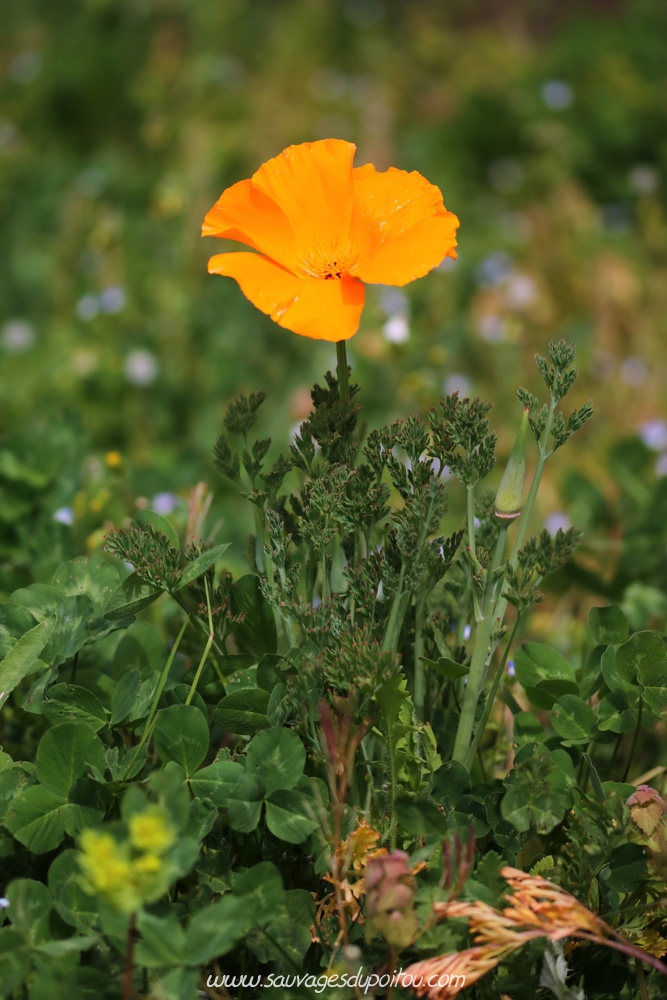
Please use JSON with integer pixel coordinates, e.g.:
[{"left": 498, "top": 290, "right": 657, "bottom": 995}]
[
  {"left": 509, "top": 393, "right": 557, "bottom": 568},
  {"left": 185, "top": 578, "right": 214, "bottom": 705},
  {"left": 452, "top": 524, "right": 508, "bottom": 764},
  {"left": 123, "top": 616, "right": 189, "bottom": 780},
  {"left": 464, "top": 613, "right": 520, "bottom": 770},
  {"left": 336, "top": 340, "right": 350, "bottom": 403}
]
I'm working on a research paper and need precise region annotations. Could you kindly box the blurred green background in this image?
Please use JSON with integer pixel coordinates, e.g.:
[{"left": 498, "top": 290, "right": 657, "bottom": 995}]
[{"left": 2, "top": 0, "right": 667, "bottom": 630}]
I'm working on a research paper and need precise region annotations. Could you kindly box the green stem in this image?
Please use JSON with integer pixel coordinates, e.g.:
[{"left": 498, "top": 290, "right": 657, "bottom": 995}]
[
  {"left": 123, "top": 616, "right": 189, "bottom": 780},
  {"left": 252, "top": 503, "right": 268, "bottom": 576},
  {"left": 455, "top": 398, "right": 558, "bottom": 762},
  {"left": 464, "top": 613, "right": 520, "bottom": 770},
  {"left": 388, "top": 732, "right": 398, "bottom": 852},
  {"left": 185, "top": 578, "right": 214, "bottom": 705},
  {"left": 305, "top": 543, "right": 315, "bottom": 605},
  {"left": 576, "top": 931, "right": 667, "bottom": 978},
  {"left": 509, "top": 394, "right": 557, "bottom": 569},
  {"left": 414, "top": 589, "right": 426, "bottom": 722},
  {"left": 622, "top": 697, "right": 643, "bottom": 782},
  {"left": 453, "top": 522, "right": 510, "bottom": 764},
  {"left": 336, "top": 340, "right": 350, "bottom": 403},
  {"left": 607, "top": 733, "right": 623, "bottom": 780},
  {"left": 320, "top": 517, "right": 330, "bottom": 601},
  {"left": 171, "top": 592, "right": 226, "bottom": 659},
  {"left": 452, "top": 620, "right": 493, "bottom": 763},
  {"left": 381, "top": 562, "right": 406, "bottom": 651},
  {"left": 466, "top": 483, "right": 477, "bottom": 559},
  {"left": 483, "top": 524, "right": 508, "bottom": 618}
]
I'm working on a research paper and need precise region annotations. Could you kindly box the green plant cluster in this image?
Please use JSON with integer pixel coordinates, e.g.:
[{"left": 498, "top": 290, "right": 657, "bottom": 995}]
[{"left": 1, "top": 342, "right": 666, "bottom": 999}]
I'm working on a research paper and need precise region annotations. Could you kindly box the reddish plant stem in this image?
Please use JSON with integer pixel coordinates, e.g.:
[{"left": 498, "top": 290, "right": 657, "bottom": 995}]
[{"left": 123, "top": 911, "right": 137, "bottom": 1000}]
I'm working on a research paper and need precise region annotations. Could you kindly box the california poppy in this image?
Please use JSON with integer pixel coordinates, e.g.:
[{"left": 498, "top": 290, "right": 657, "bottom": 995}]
[{"left": 202, "top": 139, "right": 459, "bottom": 342}]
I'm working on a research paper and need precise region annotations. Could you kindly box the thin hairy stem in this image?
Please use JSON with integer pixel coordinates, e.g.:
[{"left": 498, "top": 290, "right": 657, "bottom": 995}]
[{"left": 336, "top": 340, "right": 350, "bottom": 402}]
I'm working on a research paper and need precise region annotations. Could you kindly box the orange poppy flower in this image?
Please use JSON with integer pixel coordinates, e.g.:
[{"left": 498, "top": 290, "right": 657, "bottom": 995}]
[{"left": 202, "top": 138, "right": 459, "bottom": 342}]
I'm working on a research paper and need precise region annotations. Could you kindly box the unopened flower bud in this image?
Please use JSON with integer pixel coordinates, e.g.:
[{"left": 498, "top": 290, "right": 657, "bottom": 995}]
[
  {"left": 365, "top": 851, "right": 419, "bottom": 949},
  {"left": 495, "top": 408, "right": 530, "bottom": 520}
]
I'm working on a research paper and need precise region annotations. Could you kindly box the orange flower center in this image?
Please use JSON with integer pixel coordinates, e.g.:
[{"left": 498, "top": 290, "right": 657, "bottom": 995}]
[{"left": 300, "top": 241, "right": 359, "bottom": 280}]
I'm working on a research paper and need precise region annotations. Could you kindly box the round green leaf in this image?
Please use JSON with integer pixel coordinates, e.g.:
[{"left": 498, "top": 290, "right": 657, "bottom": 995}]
[
  {"left": 514, "top": 642, "right": 576, "bottom": 690},
  {"left": 633, "top": 632, "right": 667, "bottom": 716},
  {"left": 5, "top": 786, "right": 67, "bottom": 853},
  {"left": 36, "top": 722, "right": 106, "bottom": 797},
  {"left": 265, "top": 789, "right": 319, "bottom": 843},
  {"left": 226, "top": 774, "right": 265, "bottom": 833},
  {"left": 188, "top": 760, "right": 244, "bottom": 806},
  {"left": 43, "top": 684, "right": 107, "bottom": 732},
  {"left": 419, "top": 656, "right": 469, "bottom": 680},
  {"left": 525, "top": 678, "right": 579, "bottom": 710},
  {"left": 48, "top": 850, "right": 99, "bottom": 933},
  {"left": 615, "top": 631, "right": 664, "bottom": 690},
  {"left": 184, "top": 895, "right": 248, "bottom": 966},
  {"left": 153, "top": 704, "right": 209, "bottom": 777},
  {"left": 393, "top": 794, "right": 448, "bottom": 836},
  {"left": 550, "top": 695, "right": 595, "bottom": 742},
  {"left": 0, "top": 614, "right": 57, "bottom": 710},
  {"left": 502, "top": 744, "right": 574, "bottom": 834},
  {"left": 588, "top": 605, "right": 629, "bottom": 646},
  {"left": 6, "top": 879, "right": 52, "bottom": 939},
  {"left": 513, "top": 711, "right": 546, "bottom": 746},
  {"left": 51, "top": 556, "right": 121, "bottom": 617},
  {"left": 135, "top": 910, "right": 186, "bottom": 968},
  {"left": 432, "top": 760, "right": 470, "bottom": 805},
  {"left": 601, "top": 843, "right": 647, "bottom": 893},
  {"left": 0, "top": 603, "right": 41, "bottom": 657},
  {"left": 110, "top": 669, "right": 141, "bottom": 725},
  {"left": 246, "top": 727, "right": 305, "bottom": 794},
  {"left": 233, "top": 860, "right": 284, "bottom": 911},
  {"left": 214, "top": 688, "right": 269, "bottom": 735},
  {"left": 597, "top": 691, "right": 639, "bottom": 733}
]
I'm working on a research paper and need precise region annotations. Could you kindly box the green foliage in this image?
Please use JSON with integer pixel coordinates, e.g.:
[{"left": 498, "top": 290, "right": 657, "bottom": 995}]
[
  {"left": 2, "top": 325, "right": 666, "bottom": 999},
  {"left": 429, "top": 394, "right": 497, "bottom": 486},
  {"left": 3, "top": 0, "right": 667, "bottom": 978}
]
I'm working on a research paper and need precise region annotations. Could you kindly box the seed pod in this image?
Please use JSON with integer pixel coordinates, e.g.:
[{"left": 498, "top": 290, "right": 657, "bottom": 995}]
[{"left": 495, "top": 408, "right": 530, "bottom": 520}]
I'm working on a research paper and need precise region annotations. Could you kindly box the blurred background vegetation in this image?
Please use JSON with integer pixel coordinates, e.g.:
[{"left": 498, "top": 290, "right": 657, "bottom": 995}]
[{"left": 2, "top": 0, "right": 667, "bottom": 642}]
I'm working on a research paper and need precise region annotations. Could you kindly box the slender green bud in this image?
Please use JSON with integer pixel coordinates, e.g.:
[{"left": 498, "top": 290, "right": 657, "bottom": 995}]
[{"left": 495, "top": 408, "right": 530, "bottom": 520}]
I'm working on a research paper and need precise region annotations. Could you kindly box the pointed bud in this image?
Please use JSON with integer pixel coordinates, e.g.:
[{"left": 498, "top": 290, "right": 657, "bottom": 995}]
[{"left": 495, "top": 409, "right": 530, "bottom": 520}]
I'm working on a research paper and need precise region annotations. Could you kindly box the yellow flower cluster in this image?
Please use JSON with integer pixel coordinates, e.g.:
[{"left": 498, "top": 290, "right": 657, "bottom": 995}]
[
  {"left": 129, "top": 806, "right": 177, "bottom": 853},
  {"left": 79, "top": 807, "right": 177, "bottom": 912}
]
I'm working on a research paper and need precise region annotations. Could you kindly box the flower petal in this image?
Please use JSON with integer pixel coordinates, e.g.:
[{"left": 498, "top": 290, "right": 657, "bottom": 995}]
[
  {"left": 351, "top": 165, "right": 459, "bottom": 286},
  {"left": 202, "top": 178, "right": 300, "bottom": 271},
  {"left": 251, "top": 139, "right": 356, "bottom": 265},
  {"left": 208, "top": 252, "right": 364, "bottom": 342}
]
